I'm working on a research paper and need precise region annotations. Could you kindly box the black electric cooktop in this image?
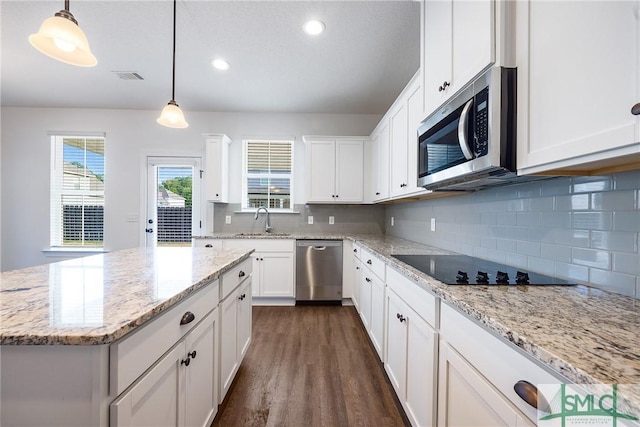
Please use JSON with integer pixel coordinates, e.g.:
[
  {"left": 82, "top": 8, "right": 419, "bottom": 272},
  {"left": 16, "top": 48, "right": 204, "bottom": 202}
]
[{"left": 391, "top": 254, "right": 575, "bottom": 286}]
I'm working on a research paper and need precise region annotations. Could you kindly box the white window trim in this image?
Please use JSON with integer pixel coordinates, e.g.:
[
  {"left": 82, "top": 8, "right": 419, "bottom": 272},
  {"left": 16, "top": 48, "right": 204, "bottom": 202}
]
[{"left": 241, "top": 139, "right": 294, "bottom": 212}]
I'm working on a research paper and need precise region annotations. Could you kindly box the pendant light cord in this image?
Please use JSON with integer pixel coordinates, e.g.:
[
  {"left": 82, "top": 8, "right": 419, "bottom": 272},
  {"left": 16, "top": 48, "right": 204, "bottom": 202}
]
[{"left": 171, "top": 0, "right": 177, "bottom": 101}]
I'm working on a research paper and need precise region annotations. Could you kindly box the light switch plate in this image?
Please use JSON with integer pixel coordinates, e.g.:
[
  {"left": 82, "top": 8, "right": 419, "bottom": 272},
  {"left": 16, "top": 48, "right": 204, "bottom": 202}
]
[
  {"left": 329, "top": 216, "right": 335, "bottom": 225},
  {"left": 430, "top": 217, "right": 436, "bottom": 231},
  {"left": 127, "top": 213, "right": 139, "bottom": 222},
  {"left": 391, "top": 217, "right": 394, "bottom": 227},
  {"left": 308, "top": 216, "right": 314, "bottom": 225},
  {"left": 225, "top": 215, "right": 231, "bottom": 224}
]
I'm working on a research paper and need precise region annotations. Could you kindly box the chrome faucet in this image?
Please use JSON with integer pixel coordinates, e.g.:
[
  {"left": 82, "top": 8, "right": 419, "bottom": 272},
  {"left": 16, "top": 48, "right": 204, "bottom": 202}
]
[{"left": 254, "top": 207, "right": 272, "bottom": 233}]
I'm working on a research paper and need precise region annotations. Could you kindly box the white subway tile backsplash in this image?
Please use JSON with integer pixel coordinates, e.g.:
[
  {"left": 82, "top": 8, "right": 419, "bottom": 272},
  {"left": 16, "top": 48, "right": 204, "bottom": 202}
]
[
  {"left": 571, "top": 248, "right": 611, "bottom": 269},
  {"left": 612, "top": 252, "right": 640, "bottom": 276},
  {"left": 614, "top": 170, "right": 640, "bottom": 191},
  {"left": 505, "top": 252, "right": 528, "bottom": 268},
  {"left": 528, "top": 257, "right": 554, "bottom": 276},
  {"left": 540, "top": 243, "right": 572, "bottom": 263},
  {"left": 496, "top": 239, "right": 517, "bottom": 253},
  {"left": 496, "top": 212, "right": 517, "bottom": 226},
  {"left": 530, "top": 196, "right": 555, "bottom": 212},
  {"left": 588, "top": 269, "right": 636, "bottom": 297},
  {"left": 572, "top": 176, "right": 613, "bottom": 193},
  {"left": 612, "top": 211, "right": 640, "bottom": 232},
  {"left": 572, "top": 212, "right": 612, "bottom": 230},
  {"left": 480, "top": 237, "right": 497, "bottom": 249},
  {"left": 590, "top": 231, "right": 638, "bottom": 252},
  {"left": 506, "top": 199, "right": 531, "bottom": 212},
  {"left": 540, "top": 212, "right": 571, "bottom": 228},
  {"left": 554, "top": 262, "right": 589, "bottom": 283},
  {"left": 540, "top": 178, "right": 572, "bottom": 196},
  {"left": 555, "top": 194, "right": 589, "bottom": 211},
  {"left": 516, "top": 212, "right": 540, "bottom": 227},
  {"left": 527, "top": 227, "right": 555, "bottom": 243},
  {"left": 516, "top": 241, "right": 541, "bottom": 257},
  {"left": 591, "top": 190, "right": 636, "bottom": 211},
  {"left": 480, "top": 212, "right": 498, "bottom": 225},
  {"left": 552, "top": 229, "right": 590, "bottom": 247}
]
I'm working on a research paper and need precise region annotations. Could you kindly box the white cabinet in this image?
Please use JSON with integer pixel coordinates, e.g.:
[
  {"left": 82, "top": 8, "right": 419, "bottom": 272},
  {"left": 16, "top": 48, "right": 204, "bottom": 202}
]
[
  {"left": 370, "top": 125, "right": 390, "bottom": 202},
  {"left": 304, "top": 137, "right": 365, "bottom": 203},
  {"left": 438, "top": 341, "right": 534, "bottom": 427},
  {"left": 110, "top": 308, "right": 219, "bottom": 427},
  {"left": 359, "top": 248, "right": 386, "bottom": 360},
  {"left": 342, "top": 239, "right": 354, "bottom": 302},
  {"left": 389, "top": 73, "right": 431, "bottom": 199},
  {"left": 423, "top": 0, "right": 495, "bottom": 116},
  {"left": 205, "top": 134, "right": 231, "bottom": 203},
  {"left": 351, "top": 243, "right": 362, "bottom": 311},
  {"left": 219, "top": 259, "right": 253, "bottom": 402},
  {"left": 223, "top": 239, "right": 295, "bottom": 299},
  {"left": 385, "top": 268, "right": 438, "bottom": 427},
  {"left": 516, "top": 0, "right": 640, "bottom": 175}
]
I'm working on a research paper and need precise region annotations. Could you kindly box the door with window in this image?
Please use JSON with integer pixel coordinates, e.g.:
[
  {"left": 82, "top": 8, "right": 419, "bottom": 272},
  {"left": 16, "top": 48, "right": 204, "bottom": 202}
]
[{"left": 146, "top": 157, "right": 202, "bottom": 247}]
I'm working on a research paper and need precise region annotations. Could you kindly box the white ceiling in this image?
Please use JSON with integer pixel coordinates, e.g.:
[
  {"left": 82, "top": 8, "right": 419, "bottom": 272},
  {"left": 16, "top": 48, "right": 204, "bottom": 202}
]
[{"left": 1, "top": 1, "right": 421, "bottom": 115}]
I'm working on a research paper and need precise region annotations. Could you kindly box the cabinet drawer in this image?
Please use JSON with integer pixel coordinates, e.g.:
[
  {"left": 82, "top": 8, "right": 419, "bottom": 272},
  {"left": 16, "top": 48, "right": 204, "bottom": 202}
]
[
  {"left": 223, "top": 239, "right": 294, "bottom": 252},
  {"left": 387, "top": 267, "right": 439, "bottom": 329},
  {"left": 221, "top": 258, "right": 252, "bottom": 300},
  {"left": 192, "top": 238, "right": 223, "bottom": 249},
  {"left": 110, "top": 282, "right": 219, "bottom": 396},
  {"left": 352, "top": 242, "right": 362, "bottom": 260},
  {"left": 360, "top": 247, "right": 385, "bottom": 281},
  {"left": 440, "top": 303, "right": 568, "bottom": 422}
]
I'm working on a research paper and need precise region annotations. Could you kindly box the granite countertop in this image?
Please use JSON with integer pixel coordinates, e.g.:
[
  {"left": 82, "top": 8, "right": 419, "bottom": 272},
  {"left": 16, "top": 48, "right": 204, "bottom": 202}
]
[
  {"left": 350, "top": 234, "right": 640, "bottom": 416},
  {"left": 0, "top": 247, "right": 252, "bottom": 345}
]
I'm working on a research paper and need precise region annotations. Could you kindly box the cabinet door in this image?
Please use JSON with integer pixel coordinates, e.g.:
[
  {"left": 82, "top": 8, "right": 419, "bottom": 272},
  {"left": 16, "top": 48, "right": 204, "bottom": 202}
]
[
  {"left": 451, "top": 0, "right": 495, "bottom": 92},
  {"left": 184, "top": 311, "right": 217, "bottom": 427},
  {"left": 205, "top": 136, "right": 230, "bottom": 203},
  {"left": 110, "top": 345, "right": 183, "bottom": 427},
  {"left": 385, "top": 290, "right": 408, "bottom": 397},
  {"left": 390, "top": 103, "right": 409, "bottom": 197},
  {"left": 359, "top": 273, "right": 372, "bottom": 330},
  {"left": 405, "top": 82, "right": 427, "bottom": 195},
  {"left": 369, "top": 273, "right": 385, "bottom": 360},
  {"left": 517, "top": 1, "right": 640, "bottom": 174},
  {"left": 335, "top": 139, "right": 364, "bottom": 202},
  {"left": 423, "top": 0, "right": 452, "bottom": 115},
  {"left": 372, "top": 124, "right": 390, "bottom": 201},
  {"left": 219, "top": 291, "right": 238, "bottom": 401},
  {"left": 259, "top": 252, "right": 295, "bottom": 297},
  {"left": 250, "top": 253, "right": 261, "bottom": 297},
  {"left": 352, "top": 257, "right": 362, "bottom": 311},
  {"left": 438, "top": 342, "right": 533, "bottom": 427},
  {"left": 237, "top": 279, "right": 253, "bottom": 360},
  {"left": 307, "top": 139, "right": 337, "bottom": 202}
]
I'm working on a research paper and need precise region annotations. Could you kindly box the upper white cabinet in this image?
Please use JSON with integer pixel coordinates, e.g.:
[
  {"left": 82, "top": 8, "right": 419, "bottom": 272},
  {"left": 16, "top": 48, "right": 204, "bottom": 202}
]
[
  {"left": 516, "top": 1, "right": 640, "bottom": 175},
  {"left": 370, "top": 125, "right": 390, "bottom": 202},
  {"left": 390, "top": 73, "right": 431, "bottom": 198},
  {"left": 205, "top": 134, "right": 231, "bottom": 203},
  {"left": 304, "top": 137, "right": 365, "bottom": 203},
  {"left": 423, "top": 0, "right": 495, "bottom": 116}
]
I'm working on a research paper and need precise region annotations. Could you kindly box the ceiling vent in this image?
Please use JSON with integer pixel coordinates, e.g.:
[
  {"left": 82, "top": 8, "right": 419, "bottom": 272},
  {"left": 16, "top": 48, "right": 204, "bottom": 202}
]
[{"left": 113, "top": 71, "right": 144, "bottom": 80}]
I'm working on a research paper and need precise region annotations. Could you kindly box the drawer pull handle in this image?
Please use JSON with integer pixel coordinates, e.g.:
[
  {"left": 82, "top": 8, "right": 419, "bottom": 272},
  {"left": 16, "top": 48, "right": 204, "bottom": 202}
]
[
  {"left": 205, "top": 244, "right": 213, "bottom": 248},
  {"left": 180, "top": 311, "right": 196, "bottom": 325},
  {"left": 353, "top": 248, "right": 357, "bottom": 253},
  {"left": 365, "top": 277, "right": 372, "bottom": 282},
  {"left": 238, "top": 293, "right": 246, "bottom": 301},
  {"left": 188, "top": 350, "right": 197, "bottom": 359},
  {"left": 514, "top": 380, "right": 549, "bottom": 412},
  {"left": 181, "top": 358, "right": 190, "bottom": 367},
  {"left": 367, "top": 259, "right": 372, "bottom": 265},
  {"left": 239, "top": 270, "right": 246, "bottom": 278},
  {"left": 396, "top": 313, "right": 406, "bottom": 323}
]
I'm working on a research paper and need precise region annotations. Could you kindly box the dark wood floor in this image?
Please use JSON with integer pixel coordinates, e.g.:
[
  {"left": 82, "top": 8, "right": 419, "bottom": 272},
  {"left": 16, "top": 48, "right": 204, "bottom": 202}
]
[{"left": 212, "top": 305, "right": 409, "bottom": 427}]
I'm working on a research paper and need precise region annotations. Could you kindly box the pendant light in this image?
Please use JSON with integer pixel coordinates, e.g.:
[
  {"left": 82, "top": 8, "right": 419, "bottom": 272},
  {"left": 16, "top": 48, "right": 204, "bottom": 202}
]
[
  {"left": 157, "top": 0, "right": 189, "bottom": 129},
  {"left": 29, "top": 0, "right": 97, "bottom": 67}
]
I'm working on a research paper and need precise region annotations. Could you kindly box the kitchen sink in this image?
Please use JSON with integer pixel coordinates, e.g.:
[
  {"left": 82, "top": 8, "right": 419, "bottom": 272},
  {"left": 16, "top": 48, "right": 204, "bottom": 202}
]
[{"left": 233, "top": 232, "right": 291, "bottom": 237}]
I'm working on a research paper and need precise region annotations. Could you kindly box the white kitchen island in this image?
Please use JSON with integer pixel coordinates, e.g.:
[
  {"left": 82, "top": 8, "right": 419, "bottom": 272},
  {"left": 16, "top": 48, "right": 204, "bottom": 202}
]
[{"left": 0, "top": 246, "right": 253, "bottom": 427}]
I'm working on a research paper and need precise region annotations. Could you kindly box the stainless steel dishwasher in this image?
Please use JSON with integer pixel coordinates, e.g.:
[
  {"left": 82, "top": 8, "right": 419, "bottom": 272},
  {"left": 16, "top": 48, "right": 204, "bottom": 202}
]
[{"left": 296, "top": 240, "right": 343, "bottom": 304}]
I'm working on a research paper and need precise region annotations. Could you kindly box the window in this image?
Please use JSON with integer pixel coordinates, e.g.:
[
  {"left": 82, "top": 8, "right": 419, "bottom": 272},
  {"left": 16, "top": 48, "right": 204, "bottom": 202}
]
[
  {"left": 50, "top": 135, "right": 105, "bottom": 248},
  {"left": 242, "top": 140, "right": 293, "bottom": 210}
]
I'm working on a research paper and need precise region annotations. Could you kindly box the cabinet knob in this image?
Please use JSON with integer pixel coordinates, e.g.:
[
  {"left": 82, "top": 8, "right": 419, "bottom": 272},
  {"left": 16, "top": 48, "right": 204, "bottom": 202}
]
[
  {"left": 239, "top": 270, "right": 246, "bottom": 278},
  {"left": 353, "top": 248, "right": 357, "bottom": 253},
  {"left": 438, "top": 81, "right": 451, "bottom": 92},
  {"left": 375, "top": 192, "right": 380, "bottom": 196},
  {"left": 216, "top": 193, "right": 219, "bottom": 197},
  {"left": 632, "top": 103, "right": 640, "bottom": 115},
  {"left": 181, "top": 358, "right": 190, "bottom": 367},
  {"left": 180, "top": 311, "right": 195, "bottom": 325},
  {"left": 205, "top": 244, "right": 213, "bottom": 248},
  {"left": 367, "top": 259, "right": 372, "bottom": 265},
  {"left": 514, "top": 380, "right": 550, "bottom": 412},
  {"left": 188, "top": 350, "right": 197, "bottom": 359},
  {"left": 397, "top": 313, "right": 406, "bottom": 323},
  {"left": 365, "top": 277, "right": 372, "bottom": 282}
]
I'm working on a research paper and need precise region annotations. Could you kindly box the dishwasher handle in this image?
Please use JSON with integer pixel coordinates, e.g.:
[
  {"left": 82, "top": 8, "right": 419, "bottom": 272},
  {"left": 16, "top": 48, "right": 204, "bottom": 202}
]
[
  {"left": 312, "top": 246, "right": 327, "bottom": 251},
  {"left": 296, "top": 240, "right": 343, "bottom": 248}
]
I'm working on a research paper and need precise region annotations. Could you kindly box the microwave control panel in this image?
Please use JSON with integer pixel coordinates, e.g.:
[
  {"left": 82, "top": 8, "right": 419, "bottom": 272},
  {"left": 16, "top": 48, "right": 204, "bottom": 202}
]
[{"left": 474, "top": 86, "right": 490, "bottom": 157}]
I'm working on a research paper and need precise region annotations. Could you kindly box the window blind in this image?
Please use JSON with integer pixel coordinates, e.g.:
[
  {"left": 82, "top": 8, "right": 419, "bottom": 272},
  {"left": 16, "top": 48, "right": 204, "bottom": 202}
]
[{"left": 245, "top": 140, "right": 293, "bottom": 210}]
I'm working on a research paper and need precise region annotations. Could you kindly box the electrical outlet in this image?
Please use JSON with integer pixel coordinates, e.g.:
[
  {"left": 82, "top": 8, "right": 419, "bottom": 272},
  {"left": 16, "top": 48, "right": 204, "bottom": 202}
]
[
  {"left": 329, "top": 216, "right": 335, "bottom": 225},
  {"left": 127, "top": 213, "right": 139, "bottom": 222},
  {"left": 391, "top": 216, "right": 394, "bottom": 227},
  {"left": 308, "top": 216, "right": 314, "bottom": 225},
  {"left": 430, "top": 217, "right": 436, "bottom": 232},
  {"left": 225, "top": 215, "right": 231, "bottom": 224}
]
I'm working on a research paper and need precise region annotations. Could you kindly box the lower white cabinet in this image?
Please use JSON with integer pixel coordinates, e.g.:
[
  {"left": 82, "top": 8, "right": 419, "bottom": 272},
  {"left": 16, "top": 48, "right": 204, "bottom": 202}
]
[
  {"left": 352, "top": 254, "right": 362, "bottom": 311},
  {"left": 358, "top": 252, "right": 386, "bottom": 360},
  {"left": 369, "top": 272, "right": 385, "bottom": 359},
  {"left": 438, "top": 341, "right": 533, "bottom": 427},
  {"left": 219, "top": 266, "right": 253, "bottom": 402},
  {"left": 110, "top": 308, "right": 219, "bottom": 427}
]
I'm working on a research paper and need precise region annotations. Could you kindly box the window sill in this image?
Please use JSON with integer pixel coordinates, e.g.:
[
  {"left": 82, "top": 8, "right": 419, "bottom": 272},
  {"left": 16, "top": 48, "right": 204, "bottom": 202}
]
[
  {"left": 42, "top": 248, "right": 107, "bottom": 258},
  {"left": 234, "top": 210, "right": 300, "bottom": 214}
]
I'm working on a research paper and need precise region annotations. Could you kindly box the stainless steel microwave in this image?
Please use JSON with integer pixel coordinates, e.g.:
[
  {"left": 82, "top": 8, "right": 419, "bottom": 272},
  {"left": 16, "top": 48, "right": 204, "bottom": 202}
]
[{"left": 417, "top": 67, "right": 518, "bottom": 191}]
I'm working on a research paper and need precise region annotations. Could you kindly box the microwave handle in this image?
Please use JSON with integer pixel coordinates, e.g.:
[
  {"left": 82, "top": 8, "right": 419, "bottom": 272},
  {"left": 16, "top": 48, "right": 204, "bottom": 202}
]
[{"left": 457, "top": 99, "right": 475, "bottom": 160}]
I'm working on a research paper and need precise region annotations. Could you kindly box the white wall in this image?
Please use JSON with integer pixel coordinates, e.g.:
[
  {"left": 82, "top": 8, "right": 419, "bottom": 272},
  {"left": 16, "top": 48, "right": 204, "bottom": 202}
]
[{"left": 0, "top": 106, "right": 379, "bottom": 271}]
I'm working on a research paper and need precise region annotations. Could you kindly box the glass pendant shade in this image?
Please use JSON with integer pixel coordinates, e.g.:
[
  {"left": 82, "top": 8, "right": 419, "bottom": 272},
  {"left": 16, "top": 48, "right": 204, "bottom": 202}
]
[
  {"left": 157, "top": 100, "right": 189, "bottom": 128},
  {"left": 29, "top": 11, "right": 97, "bottom": 67}
]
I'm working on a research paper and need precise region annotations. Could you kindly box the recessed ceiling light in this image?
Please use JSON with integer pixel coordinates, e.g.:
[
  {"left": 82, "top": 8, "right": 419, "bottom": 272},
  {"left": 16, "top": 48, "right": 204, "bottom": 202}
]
[
  {"left": 303, "top": 20, "right": 325, "bottom": 36},
  {"left": 212, "top": 58, "right": 230, "bottom": 70}
]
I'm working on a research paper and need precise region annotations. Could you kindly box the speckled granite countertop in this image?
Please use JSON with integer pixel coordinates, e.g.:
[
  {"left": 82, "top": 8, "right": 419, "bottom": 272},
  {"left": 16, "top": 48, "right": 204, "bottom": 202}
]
[
  {"left": 0, "top": 247, "right": 252, "bottom": 345},
  {"left": 348, "top": 234, "right": 640, "bottom": 415}
]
